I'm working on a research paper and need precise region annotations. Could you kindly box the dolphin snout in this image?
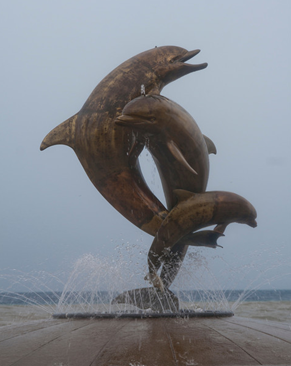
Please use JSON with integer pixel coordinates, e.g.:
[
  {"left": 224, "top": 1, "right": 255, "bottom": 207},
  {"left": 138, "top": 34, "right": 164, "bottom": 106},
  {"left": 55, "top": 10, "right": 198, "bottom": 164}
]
[
  {"left": 178, "top": 49, "right": 201, "bottom": 62},
  {"left": 176, "top": 49, "right": 208, "bottom": 72},
  {"left": 248, "top": 219, "right": 257, "bottom": 228},
  {"left": 115, "top": 115, "right": 136, "bottom": 125}
]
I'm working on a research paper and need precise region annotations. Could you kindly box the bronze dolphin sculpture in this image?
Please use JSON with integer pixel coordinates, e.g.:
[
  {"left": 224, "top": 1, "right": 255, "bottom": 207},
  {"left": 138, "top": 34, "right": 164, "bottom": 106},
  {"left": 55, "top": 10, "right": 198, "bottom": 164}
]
[
  {"left": 40, "top": 46, "right": 207, "bottom": 236},
  {"left": 147, "top": 189, "right": 257, "bottom": 288},
  {"left": 115, "top": 94, "right": 217, "bottom": 209},
  {"left": 116, "top": 94, "right": 220, "bottom": 288}
]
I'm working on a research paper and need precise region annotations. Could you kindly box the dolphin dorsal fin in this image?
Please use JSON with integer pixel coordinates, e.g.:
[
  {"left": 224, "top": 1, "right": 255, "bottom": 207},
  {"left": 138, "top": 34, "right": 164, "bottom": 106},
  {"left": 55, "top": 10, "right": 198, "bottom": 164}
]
[
  {"left": 173, "top": 189, "right": 195, "bottom": 204},
  {"left": 40, "top": 114, "right": 78, "bottom": 151},
  {"left": 167, "top": 140, "right": 198, "bottom": 175},
  {"left": 203, "top": 135, "right": 217, "bottom": 155}
]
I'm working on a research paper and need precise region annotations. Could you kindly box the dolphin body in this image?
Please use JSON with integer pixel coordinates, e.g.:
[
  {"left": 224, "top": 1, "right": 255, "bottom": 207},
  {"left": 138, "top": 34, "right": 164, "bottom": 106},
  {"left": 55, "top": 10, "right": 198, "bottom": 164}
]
[
  {"left": 116, "top": 95, "right": 257, "bottom": 289},
  {"left": 115, "top": 94, "right": 216, "bottom": 209},
  {"left": 148, "top": 189, "right": 257, "bottom": 287},
  {"left": 40, "top": 46, "right": 207, "bottom": 236}
]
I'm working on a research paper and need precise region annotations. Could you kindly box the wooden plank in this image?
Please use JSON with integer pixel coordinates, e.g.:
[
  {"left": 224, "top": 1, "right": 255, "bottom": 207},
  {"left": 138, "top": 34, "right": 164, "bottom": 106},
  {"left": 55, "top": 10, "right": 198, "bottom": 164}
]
[
  {"left": 0, "top": 319, "right": 67, "bottom": 342},
  {"left": 165, "top": 318, "right": 260, "bottom": 365},
  {"left": 224, "top": 317, "right": 291, "bottom": 343},
  {"left": 1, "top": 317, "right": 291, "bottom": 366},
  {"left": 0, "top": 319, "right": 92, "bottom": 366},
  {"left": 10, "top": 318, "right": 130, "bottom": 366},
  {"left": 232, "top": 316, "right": 291, "bottom": 331},
  {"left": 91, "top": 318, "right": 176, "bottom": 366},
  {"left": 203, "top": 318, "right": 291, "bottom": 365}
]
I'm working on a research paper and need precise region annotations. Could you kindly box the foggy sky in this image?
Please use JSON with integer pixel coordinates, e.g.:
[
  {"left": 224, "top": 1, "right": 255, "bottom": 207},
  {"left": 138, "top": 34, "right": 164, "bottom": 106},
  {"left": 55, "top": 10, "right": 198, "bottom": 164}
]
[{"left": 1, "top": 0, "right": 291, "bottom": 291}]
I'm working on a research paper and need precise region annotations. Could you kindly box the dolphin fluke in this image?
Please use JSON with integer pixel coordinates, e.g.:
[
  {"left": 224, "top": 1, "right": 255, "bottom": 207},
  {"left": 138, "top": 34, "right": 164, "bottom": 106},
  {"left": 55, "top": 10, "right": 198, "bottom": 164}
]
[
  {"left": 159, "top": 230, "right": 223, "bottom": 288},
  {"left": 183, "top": 230, "right": 224, "bottom": 248},
  {"left": 40, "top": 114, "right": 78, "bottom": 151},
  {"left": 111, "top": 287, "right": 179, "bottom": 313}
]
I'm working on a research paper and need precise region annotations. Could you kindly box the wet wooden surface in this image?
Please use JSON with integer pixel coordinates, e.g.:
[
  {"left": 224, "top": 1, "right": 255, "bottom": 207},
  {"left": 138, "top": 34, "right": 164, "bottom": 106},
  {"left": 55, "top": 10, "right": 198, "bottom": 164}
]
[{"left": 0, "top": 316, "right": 290, "bottom": 366}]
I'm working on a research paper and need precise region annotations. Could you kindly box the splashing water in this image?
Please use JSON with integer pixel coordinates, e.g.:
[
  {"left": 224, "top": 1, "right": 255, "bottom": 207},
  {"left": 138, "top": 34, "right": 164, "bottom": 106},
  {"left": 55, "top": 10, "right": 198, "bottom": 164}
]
[{"left": 1, "top": 239, "right": 290, "bottom": 325}]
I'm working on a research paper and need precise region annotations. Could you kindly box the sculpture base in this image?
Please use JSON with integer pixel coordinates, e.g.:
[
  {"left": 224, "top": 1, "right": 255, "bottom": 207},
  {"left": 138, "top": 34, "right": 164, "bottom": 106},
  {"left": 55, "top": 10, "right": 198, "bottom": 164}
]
[{"left": 53, "top": 310, "right": 234, "bottom": 319}]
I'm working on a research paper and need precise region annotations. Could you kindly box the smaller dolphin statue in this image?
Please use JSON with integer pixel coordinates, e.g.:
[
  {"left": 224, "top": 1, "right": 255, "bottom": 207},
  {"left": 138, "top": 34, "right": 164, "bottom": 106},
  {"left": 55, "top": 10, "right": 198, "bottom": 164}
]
[{"left": 147, "top": 189, "right": 257, "bottom": 288}]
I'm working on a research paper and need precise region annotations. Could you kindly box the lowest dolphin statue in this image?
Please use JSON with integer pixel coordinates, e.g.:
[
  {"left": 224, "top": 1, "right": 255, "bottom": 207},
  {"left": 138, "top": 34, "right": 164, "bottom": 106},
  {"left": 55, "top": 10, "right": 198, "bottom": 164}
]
[{"left": 40, "top": 46, "right": 207, "bottom": 236}]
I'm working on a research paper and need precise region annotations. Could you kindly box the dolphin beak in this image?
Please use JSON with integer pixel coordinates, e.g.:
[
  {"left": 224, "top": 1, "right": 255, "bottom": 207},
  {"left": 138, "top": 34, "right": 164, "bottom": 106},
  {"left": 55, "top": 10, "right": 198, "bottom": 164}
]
[
  {"left": 178, "top": 49, "right": 201, "bottom": 62},
  {"left": 115, "top": 115, "right": 149, "bottom": 127},
  {"left": 115, "top": 115, "right": 137, "bottom": 126},
  {"left": 248, "top": 219, "right": 257, "bottom": 228},
  {"left": 177, "top": 49, "right": 208, "bottom": 72},
  {"left": 115, "top": 115, "right": 135, "bottom": 124}
]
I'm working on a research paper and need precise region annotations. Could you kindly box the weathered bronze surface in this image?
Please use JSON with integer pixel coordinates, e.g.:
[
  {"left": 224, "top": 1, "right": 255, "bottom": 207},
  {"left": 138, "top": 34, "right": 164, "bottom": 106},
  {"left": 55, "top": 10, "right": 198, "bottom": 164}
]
[
  {"left": 40, "top": 46, "right": 207, "bottom": 236},
  {"left": 116, "top": 94, "right": 216, "bottom": 209},
  {"left": 41, "top": 46, "right": 257, "bottom": 299},
  {"left": 116, "top": 94, "right": 218, "bottom": 288},
  {"left": 148, "top": 189, "right": 257, "bottom": 286},
  {"left": 116, "top": 94, "right": 256, "bottom": 289}
]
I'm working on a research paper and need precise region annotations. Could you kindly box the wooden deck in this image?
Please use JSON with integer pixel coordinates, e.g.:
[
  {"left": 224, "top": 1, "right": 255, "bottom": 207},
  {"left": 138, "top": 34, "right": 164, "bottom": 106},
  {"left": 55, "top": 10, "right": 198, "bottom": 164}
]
[{"left": 0, "top": 316, "right": 290, "bottom": 365}]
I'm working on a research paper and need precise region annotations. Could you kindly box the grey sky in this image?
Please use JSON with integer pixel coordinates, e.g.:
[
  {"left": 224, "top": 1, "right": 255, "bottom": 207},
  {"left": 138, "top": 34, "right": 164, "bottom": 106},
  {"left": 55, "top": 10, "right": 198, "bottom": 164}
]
[{"left": 1, "top": 0, "right": 290, "bottom": 291}]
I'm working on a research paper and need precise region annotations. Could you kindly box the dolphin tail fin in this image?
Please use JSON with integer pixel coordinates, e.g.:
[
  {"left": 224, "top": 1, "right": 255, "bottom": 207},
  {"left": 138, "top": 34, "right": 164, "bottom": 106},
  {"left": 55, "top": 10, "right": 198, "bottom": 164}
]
[
  {"left": 40, "top": 113, "right": 78, "bottom": 151},
  {"left": 182, "top": 230, "right": 224, "bottom": 248},
  {"left": 111, "top": 287, "right": 179, "bottom": 313},
  {"left": 159, "top": 230, "right": 224, "bottom": 287}
]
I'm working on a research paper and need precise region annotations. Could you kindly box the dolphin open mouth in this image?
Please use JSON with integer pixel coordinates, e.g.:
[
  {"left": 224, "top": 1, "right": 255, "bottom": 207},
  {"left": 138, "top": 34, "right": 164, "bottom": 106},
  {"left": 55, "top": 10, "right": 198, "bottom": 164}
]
[{"left": 176, "top": 49, "right": 208, "bottom": 72}]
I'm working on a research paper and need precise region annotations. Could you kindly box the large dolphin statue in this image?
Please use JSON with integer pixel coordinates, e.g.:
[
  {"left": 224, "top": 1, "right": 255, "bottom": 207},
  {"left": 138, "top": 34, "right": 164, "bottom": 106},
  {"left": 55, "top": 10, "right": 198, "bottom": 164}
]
[{"left": 40, "top": 46, "right": 207, "bottom": 236}]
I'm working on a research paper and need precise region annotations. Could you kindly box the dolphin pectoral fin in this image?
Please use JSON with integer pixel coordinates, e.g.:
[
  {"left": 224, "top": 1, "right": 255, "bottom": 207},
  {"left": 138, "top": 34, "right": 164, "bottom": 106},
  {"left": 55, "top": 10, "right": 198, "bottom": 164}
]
[
  {"left": 167, "top": 140, "right": 198, "bottom": 175},
  {"left": 214, "top": 223, "right": 229, "bottom": 234},
  {"left": 203, "top": 134, "right": 217, "bottom": 155},
  {"left": 173, "top": 189, "right": 195, "bottom": 204},
  {"left": 184, "top": 230, "right": 224, "bottom": 248},
  {"left": 40, "top": 114, "right": 78, "bottom": 151}
]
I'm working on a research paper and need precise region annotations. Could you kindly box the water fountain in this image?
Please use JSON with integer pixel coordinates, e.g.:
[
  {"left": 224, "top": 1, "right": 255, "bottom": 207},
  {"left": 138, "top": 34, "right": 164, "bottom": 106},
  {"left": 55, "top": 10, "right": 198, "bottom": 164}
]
[
  {"left": 2, "top": 47, "right": 290, "bottom": 366},
  {"left": 39, "top": 46, "right": 257, "bottom": 319},
  {"left": 1, "top": 245, "right": 290, "bottom": 365}
]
